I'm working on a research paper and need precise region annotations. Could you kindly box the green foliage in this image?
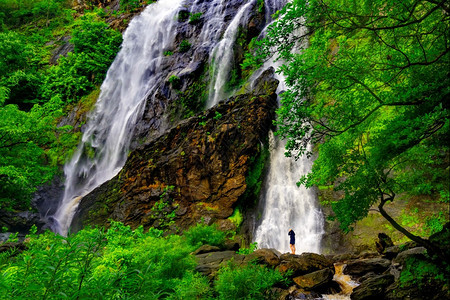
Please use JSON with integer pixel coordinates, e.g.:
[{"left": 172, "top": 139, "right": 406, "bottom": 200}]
[
  {"left": 0, "top": 5, "right": 122, "bottom": 210},
  {"left": 215, "top": 262, "right": 284, "bottom": 299},
  {"left": 0, "top": 0, "right": 71, "bottom": 28},
  {"left": 228, "top": 207, "right": 243, "bottom": 228},
  {"left": 237, "top": 242, "right": 258, "bottom": 255},
  {"left": 178, "top": 72, "right": 208, "bottom": 118},
  {"left": 0, "top": 222, "right": 211, "bottom": 299},
  {"left": 213, "top": 111, "right": 223, "bottom": 120},
  {"left": 168, "top": 75, "right": 181, "bottom": 89},
  {"left": 120, "top": 0, "right": 140, "bottom": 12},
  {"left": 178, "top": 10, "right": 189, "bottom": 22},
  {"left": 184, "top": 223, "right": 227, "bottom": 248},
  {"left": 261, "top": 0, "right": 449, "bottom": 238},
  {"left": 189, "top": 12, "right": 202, "bottom": 24},
  {"left": 243, "top": 143, "right": 270, "bottom": 205},
  {"left": 164, "top": 50, "right": 174, "bottom": 56},
  {"left": 256, "top": 0, "right": 265, "bottom": 13},
  {"left": 0, "top": 99, "right": 63, "bottom": 210},
  {"left": 399, "top": 257, "right": 447, "bottom": 288},
  {"left": 149, "top": 186, "right": 178, "bottom": 231},
  {"left": 41, "top": 13, "right": 122, "bottom": 103},
  {"left": 425, "top": 212, "right": 447, "bottom": 235},
  {"left": 179, "top": 39, "right": 191, "bottom": 53}
]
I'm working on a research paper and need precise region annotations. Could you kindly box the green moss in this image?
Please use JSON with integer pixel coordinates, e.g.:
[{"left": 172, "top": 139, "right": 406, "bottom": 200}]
[{"left": 176, "top": 66, "right": 209, "bottom": 119}]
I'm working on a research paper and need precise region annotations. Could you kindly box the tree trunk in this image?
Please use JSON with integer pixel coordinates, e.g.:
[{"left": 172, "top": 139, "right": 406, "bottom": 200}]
[{"left": 378, "top": 201, "right": 448, "bottom": 264}]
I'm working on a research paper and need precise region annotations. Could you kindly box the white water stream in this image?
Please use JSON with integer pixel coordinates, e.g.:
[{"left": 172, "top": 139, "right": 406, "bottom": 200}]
[
  {"left": 51, "top": 0, "right": 183, "bottom": 235},
  {"left": 252, "top": 0, "right": 325, "bottom": 254}
]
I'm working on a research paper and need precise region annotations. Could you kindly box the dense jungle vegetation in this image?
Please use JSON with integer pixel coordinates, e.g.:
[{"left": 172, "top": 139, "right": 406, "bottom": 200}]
[
  {"left": 0, "top": 0, "right": 125, "bottom": 211},
  {"left": 0, "top": 222, "right": 286, "bottom": 299}
]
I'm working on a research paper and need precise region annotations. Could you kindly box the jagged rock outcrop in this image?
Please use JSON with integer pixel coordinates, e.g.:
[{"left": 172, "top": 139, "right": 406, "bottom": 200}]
[{"left": 70, "top": 86, "right": 278, "bottom": 232}]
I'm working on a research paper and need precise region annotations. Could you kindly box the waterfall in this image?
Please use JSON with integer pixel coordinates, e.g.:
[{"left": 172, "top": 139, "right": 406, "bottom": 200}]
[
  {"left": 252, "top": 0, "right": 325, "bottom": 254},
  {"left": 49, "top": 0, "right": 324, "bottom": 252},
  {"left": 50, "top": 0, "right": 183, "bottom": 235},
  {"left": 206, "top": 0, "right": 255, "bottom": 108}
]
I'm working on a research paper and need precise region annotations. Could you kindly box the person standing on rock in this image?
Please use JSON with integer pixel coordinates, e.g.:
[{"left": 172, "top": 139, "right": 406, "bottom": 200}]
[{"left": 288, "top": 229, "right": 296, "bottom": 254}]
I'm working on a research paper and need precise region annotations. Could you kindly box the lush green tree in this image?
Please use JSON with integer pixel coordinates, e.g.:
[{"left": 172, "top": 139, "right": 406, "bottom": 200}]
[
  {"left": 0, "top": 0, "right": 70, "bottom": 28},
  {"left": 259, "top": 0, "right": 449, "bottom": 259},
  {"left": 0, "top": 6, "right": 123, "bottom": 211},
  {"left": 41, "top": 13, "right": 122, "bottom": 103},
  {"left": 0, "top": 99, "right": 62, "bottom": 210}
]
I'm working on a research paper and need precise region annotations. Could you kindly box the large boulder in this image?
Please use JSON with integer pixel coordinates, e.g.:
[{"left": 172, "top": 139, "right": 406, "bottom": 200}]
[
  {"left": 70, "top": 90, "right": 277, "bottom": 233},
  {"left": 277, "top": 253, "right": 333, "bottom": 277},
  {"left": 292, "top": 268, "right": 334, "bottom": 291},
  {"left": 344, "top": 257, "right": 391, "bottom": 277},
  {"left": 350, "top": 274, "right": 394, "bottom": 300},
  {"left": 195, "top": 250, "right": 246, "bottom": 278},
  {"left": 245, "top": 248, "right": 281, "bottom": 267}
]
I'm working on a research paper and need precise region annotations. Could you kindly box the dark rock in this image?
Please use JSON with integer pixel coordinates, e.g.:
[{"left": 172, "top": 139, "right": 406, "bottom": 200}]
[
  {"left": 284, "top": 286, "right": 322, "bottom": 300},
  {"left": 375, "top": 232, "right": 394, "bottom": 254},
  {"left": 392, "top": 247, "right": 427, "bottom": 265},
  {"left": 357, "top": 271, "right": 377, "bottom": 283},
  {"left": 330, "top": 252, "right": 359, "bottom": 263},
  {"left": 223, "top": 240, "right": 240, "bottom": 251},
  {"left": 49, "top": 36, "right": 73, "bottom": 65},
  {"left": 0, "top": 210, "right": 46, "bottom": 235},
  {"left": 359, "top": 251, "right": 379, "bottom": 259},
  {"left": 383, "top": 245, "right": 401, "bottom": 259},
  {"left": 33, "top": 175, "right": 64, "bottom": 218},
  {"left": 278, "top": 253, "right": 333, "bottom": 277},
  {"left": 253, "top": 67, "right": 280, "bottom": 96},
  {"left": 344, "top": 258, "right": 391, "bottom": 277},
  {"left": 245, "top": 248, "right": 281, "bottom": 267},
  {"left": 350, "top": 274, "right": 394, "bottom": 300},
  {"left": 195, "top": 250, "right": 245, "bottom": 278},
  {"left": 0, "top": 241, "right": 27, "bottom": 256},
  {"left": 191, "top": 244, "right": 221, "bottom": 255},
  {"left": 292, "top": 268, "right": 334, "bottom": 291}
]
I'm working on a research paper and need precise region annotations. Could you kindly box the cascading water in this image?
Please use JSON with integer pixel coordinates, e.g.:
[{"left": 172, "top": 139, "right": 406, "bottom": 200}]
[
  {"left": 50, "top": 0, "right": 324, "bottom": 255},
  {"left": 206, "top": 0, "right": 255, "bottom": 108},
  {"left": 252, "top": 0, "right": 325, "bottom": 254},
  {"left": 50, "top": 0, "right": 183, "bottom": 235}
]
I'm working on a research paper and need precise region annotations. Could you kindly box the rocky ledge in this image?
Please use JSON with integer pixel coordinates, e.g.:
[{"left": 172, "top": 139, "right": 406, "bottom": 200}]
[{"left": 191, "top": 233, "right": 449, "bottom": 300}]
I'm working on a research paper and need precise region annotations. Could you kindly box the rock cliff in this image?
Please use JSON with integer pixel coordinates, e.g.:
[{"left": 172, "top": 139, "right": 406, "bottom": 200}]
[{"left": 71, "top": 73, "right": 278, "bottom": 232}]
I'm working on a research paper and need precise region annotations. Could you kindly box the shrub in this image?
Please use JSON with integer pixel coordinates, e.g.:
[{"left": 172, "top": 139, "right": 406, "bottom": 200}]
[
  {"left": 168, "top": 75, "right": 181, "bottom": 89},
  {"left": 179, "top": 39, "right": 191, "bottom": 53},
  {"left": 215, "top": 262, "right": 284, "bottom": 299},
  {"left": 184, "top": 223, "right": 227, "bottom": 248},
  {"left": 189, "top": 12, "right": 202, "bottom": 24}
]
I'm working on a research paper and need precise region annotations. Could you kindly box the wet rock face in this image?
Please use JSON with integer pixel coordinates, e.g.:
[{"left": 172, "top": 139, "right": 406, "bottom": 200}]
[
  {"left": 71, "top": 90, "right": 277, "bottom": 232},
  {"left": 0, "top": 210, "right": 46, "bottom": 236},
  {"left": 131, "top": 0, "right": 268, "bottom": 147}
]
